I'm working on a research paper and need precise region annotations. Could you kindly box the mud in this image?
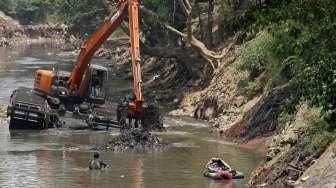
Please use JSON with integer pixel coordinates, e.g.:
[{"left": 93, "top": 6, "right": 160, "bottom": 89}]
[
  {"left": 295, "top": 139, "right": 336, "bottom": 187},
  {"left": 90, "top": 128, "right": 166, "bottom": 152},
  {"left": 246, "top": 103, "right": 336, "bottom": 187},
  {"left": 224, "top": 85, "right": 290, "bottom": 142},
  {"left": 249, "top": 135, "right": 318, "bottom": 187}
]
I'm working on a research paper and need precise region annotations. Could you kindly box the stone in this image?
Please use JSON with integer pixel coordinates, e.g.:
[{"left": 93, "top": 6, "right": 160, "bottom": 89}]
[{"left": 300, "top": 176, "right": 309, "bottom": 182}]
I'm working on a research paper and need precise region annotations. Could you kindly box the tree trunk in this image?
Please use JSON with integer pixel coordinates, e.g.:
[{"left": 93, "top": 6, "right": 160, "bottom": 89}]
[
  {"left": 195, "top": 3, "right": 205, "bottom": 42},
  {"left": 207, "top": 0, "right": 214, "bottom": 48}
]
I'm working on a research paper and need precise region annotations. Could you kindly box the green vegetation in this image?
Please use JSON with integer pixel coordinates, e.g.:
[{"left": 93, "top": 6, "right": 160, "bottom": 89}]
[
  {"left": 141, "top": 0, "right": 182, "bottom": 46},
  {"left": 302, "top": 107, "right": 335, "bottom": 155},
  {"left": 53, "top": 0, "right": 107, "bottom": 35},
  {"left": 238, "top": 0, "right": 336, "bottom": 153},
  {"left": 15, "top": 0, "right": 55, "bottom": 24},
  {"left": 0, "top": 0, "right": 107, "bottom": 35},
  {"left": 0, "top": 0, "right": 13, "bottom": 13},
  {"left": 0, "top": 0, "right": 175, "bottom": 39}
]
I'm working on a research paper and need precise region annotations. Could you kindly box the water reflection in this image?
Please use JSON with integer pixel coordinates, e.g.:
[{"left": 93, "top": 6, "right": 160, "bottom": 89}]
[{"left": 132, "top": 158, "right": 144, "bottom": 188}]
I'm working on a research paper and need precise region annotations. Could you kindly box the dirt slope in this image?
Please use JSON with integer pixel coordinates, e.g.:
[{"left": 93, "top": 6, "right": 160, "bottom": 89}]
[
  {"left": 295, "top": 140, "right": 336, "bottom": 187},
  {"left": 0, "top": 11, "right": 21, "bottom": 28}
]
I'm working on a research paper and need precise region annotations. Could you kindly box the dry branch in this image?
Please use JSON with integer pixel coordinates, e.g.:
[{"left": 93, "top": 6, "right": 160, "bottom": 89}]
[
  {"left": 140, "top": 4, "right": 232, "bottom": 70},
  {"left": 104, "top": 0, "right": 232, "bottom": 70}
]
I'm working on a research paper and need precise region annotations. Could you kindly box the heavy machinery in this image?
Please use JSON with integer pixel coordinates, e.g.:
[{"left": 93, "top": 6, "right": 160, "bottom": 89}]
[{"left": 7, "top": 0, "right": 162, "bottom": 130}]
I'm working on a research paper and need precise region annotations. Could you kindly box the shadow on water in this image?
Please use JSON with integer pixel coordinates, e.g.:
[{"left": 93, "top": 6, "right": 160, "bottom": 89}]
[{"left": 0, "top": 43, "right": 263, "bottom": 188}]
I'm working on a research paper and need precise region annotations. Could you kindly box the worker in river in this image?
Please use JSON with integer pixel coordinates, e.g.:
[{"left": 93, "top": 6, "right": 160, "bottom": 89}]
[{"left": 89, "top": 152, "right": 107, "bottom": 170}]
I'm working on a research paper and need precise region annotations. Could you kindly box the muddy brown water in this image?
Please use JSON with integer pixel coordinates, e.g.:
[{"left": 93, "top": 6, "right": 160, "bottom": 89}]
[{"left": 0, "top": 43, "right": 262, "bottom": 188}]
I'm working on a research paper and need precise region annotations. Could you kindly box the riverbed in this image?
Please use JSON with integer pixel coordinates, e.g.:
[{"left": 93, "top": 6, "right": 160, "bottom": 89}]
[{"left": 0, "top": 43, "right": 262, "bottom": 188}]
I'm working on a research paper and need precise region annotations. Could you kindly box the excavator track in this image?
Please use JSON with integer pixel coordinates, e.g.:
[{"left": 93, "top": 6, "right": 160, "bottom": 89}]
[{"left": 7, "top": 87, "right": 51, "bottom": 129}]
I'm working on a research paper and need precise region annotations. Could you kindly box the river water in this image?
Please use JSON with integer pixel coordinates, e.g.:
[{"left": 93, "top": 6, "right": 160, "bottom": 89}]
[{"left": 0, "top": 43, "right": 262, "bottom": 188}]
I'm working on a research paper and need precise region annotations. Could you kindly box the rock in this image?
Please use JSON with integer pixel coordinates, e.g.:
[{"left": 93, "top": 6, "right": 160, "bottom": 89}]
[
  {"left": 285, "top": 180, "right": 297, "bottom": 187},
  {"left": 260, "top": 183, "right": 267, "bottom": 187},
  {"left": 280, "top": 132, "right": 298, "bottom": 146},
  {"left": 168, "top": 109, "right": 184, "bottom": 116},
  {"left": 194, "top": 97, "right": 218, "bottom": 120},
  {"left": 300, "top": 176, "right": 309, "bottom": 182},
  {"left": 233, "top": 96, "right": 245, "bottom": 107},
  {"left": 266, "top": 154, "right": 272, "bottom": 161}
]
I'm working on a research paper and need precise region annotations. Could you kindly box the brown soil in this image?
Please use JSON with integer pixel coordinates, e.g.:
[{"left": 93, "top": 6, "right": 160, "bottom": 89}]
[
  {"left": 169, "top": 43, "right": 246, "bottom": 118},
  {"left": 241, "top": 138, "right": 268, "bottom": 155},
  {"left": 295, "top": 140, "right": 336, "bottom": 187},
  {"left": 224, "top": 85, "right": 290, "bottom": 142},
  {"left": 246, "top": 104, "right": 335, "bottom": 187},
  {"left": 249, "top": 137, "right": 318, "bottom": 187},
  {"left": 166, "top": 36, "right": 335, "bottom": 187}
]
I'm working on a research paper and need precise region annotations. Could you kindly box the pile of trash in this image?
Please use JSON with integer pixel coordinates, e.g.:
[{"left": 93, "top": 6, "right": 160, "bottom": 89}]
[
  {"left": 91, "top": 128, "right": 165, "bottom": 152},
  {"left": 203, "top": 158, "right": 244, "bottom": 180}
]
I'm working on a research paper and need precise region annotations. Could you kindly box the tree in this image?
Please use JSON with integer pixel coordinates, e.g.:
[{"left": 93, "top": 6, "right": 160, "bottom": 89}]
[
  {"left": 0, "top": 0, "right": 13, "bottom": 13},
  {"left": 54, "top": 0, "right": 107, "bottom": 35},
  {"left": 140, "top": 0, "right": 233, "bottom": 70}
]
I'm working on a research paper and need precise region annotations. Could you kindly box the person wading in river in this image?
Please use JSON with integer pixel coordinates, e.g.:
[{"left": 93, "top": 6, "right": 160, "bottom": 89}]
[{"left": 89, "top": 152, "right": 107, "bottom": 170}]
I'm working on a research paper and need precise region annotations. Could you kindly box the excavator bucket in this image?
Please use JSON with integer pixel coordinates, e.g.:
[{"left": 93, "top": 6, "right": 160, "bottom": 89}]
[{"left": 141, "top": 103, "right": 164, "bottom": 131}]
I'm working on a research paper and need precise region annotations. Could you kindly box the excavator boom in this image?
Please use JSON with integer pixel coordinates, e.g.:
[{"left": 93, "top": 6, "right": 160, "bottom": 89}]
[
  {"left": 127, "top": 0, "right": 144, "bottom": 115},
  {"left": 68, "top": 1, "right": 128, "bottom": 96},
  {"left": 129, "top": 0, "right": 143, "bottom": 103},
  {"left": 68, "top": 0, "right": 143, "bottom": 112}
]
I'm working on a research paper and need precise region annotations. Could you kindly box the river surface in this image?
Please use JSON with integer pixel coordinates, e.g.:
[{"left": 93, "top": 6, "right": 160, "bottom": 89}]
[{"left": 0, "top": 43, "right": 262, "bottom": 188}]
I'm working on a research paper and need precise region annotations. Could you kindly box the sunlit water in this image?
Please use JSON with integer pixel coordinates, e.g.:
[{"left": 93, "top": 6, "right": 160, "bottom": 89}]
[{"left": 0, "top": 43, "right": 262, "bottom": 188}]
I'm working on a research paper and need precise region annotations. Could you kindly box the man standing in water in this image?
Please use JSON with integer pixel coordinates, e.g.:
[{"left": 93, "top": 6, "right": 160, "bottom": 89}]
[{"left": 89, "top": 152, "right": 107, "bottom": 170}]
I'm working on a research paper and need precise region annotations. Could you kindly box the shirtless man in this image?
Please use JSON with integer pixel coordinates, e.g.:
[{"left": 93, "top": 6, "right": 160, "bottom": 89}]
[{"left": 89, "top": 152, "right": 107, "bottom": 170}]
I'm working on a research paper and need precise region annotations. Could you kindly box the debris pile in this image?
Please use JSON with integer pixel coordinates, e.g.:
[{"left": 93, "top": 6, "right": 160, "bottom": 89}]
[
  {"left": 91, "top": 128, "right": 165, "bottom": 152},
  {"left": 24, "top": 24, "right": 68, "bottom": 38}
]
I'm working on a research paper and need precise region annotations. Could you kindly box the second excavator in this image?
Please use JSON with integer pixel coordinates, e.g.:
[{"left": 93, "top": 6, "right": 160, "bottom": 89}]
[{"left": 7, "top": 0, "right": 163, "bottom": 130}]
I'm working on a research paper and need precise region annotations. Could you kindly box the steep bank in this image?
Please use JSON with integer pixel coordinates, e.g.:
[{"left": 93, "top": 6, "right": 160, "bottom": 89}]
[
  {"left": 166, "top": 34, "right": 335, "bottom": 188},
  {"left": 295, "top": 139, "right": 336, "bottom": 187},
  {"left": 157, "top": 0, "right": 336, "bottom": 186}
]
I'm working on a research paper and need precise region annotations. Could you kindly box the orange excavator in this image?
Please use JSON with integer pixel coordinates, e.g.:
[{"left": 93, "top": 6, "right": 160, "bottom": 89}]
[{"left": 7, "top": 0, "right": 162, "bottom": 130}]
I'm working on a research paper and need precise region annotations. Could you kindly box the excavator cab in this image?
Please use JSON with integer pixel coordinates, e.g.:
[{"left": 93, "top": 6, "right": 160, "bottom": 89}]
[
  {"left": 86, "top": 65, "right": 108, "bottom": 104},
  {"left": 33, "top": 64, "right": 108, "bottom": 106}
]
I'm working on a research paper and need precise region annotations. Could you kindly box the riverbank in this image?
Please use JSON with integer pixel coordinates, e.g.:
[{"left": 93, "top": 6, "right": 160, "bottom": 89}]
[
  {"left": 166, "top": 38, "right": 336, "bottom": 187},
  {"left": 0, "top": 11, "right": 69, "bottom": 47}
]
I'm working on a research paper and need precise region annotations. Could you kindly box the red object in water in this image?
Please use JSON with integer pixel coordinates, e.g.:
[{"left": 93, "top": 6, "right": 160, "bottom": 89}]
[{"left": 217, "top": 170, "right": 233, "bottom": 180}]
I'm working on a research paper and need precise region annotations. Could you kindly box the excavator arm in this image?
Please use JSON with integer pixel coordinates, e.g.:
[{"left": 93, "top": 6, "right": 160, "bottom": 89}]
[
  {"left": 127, "top": 0, "right": 143, "bottom": 115},
  {"left": 68, "top": 1, "right": 128, "bottom": 96},
  {"left": 68, "top": 0, "right": 144, "bottom": 116}
]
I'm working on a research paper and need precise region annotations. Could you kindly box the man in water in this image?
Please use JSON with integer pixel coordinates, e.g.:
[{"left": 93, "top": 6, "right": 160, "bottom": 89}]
[{"left": 89, "top": 152, "right": 107, "bottom": 170}]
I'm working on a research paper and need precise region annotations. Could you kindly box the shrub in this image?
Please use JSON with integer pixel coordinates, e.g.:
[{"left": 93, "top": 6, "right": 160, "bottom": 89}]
[
  {"left": 238, "top": 0, "right": 336, "bottom": 121},
  {"left": 303, "top": 109, "right": 335, "bottom": 154}
]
